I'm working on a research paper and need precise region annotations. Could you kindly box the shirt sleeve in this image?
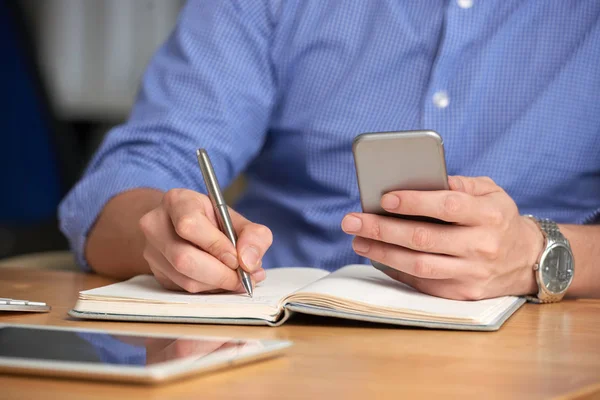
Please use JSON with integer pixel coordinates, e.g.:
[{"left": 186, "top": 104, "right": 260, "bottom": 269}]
[{"left": 58, "top": 0, "right": 279, "bottom": 271}]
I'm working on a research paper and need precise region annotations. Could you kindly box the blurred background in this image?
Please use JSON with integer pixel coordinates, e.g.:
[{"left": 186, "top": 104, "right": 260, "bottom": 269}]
[{"left": 0, "top": 0, "right": 197, "bottom": 262}]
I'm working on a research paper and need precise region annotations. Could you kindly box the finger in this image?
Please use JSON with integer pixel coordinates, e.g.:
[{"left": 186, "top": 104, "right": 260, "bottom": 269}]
[
  {"left": 144, "top": 243, "right": 220, "bottom": 293},
  {"left": 229, "top": 210, "right": 273, "bottom": 273},
  {"left": 141, "top": 208, "right": 242, "bottom": 291},
  {"left": 162, "top": 189, "right": 239, "bottom": 270},
  {"left": 381, "top": 268, "right": 429, "bottom": 292},
  {"left": 380, "top": 268, "right": 471, "bottom": 300},
  {"left": 251, "top": 267, "right": 267, "bottom": 284},
  {"left": 448, "top": 176, "right": 500, "bottom": 196},
  {"left": 142, "top": 216, "right": 266, "bottom": 293},
  {"left": 165, "top": 241, "right": 244, "bottom": 291},
  {"left": 384, "top": 268, "right": 489, "bottom": 300},
  {"left": 152, "top": 267, "right": 183, "bottom": 292},
  {"left": 342, "top": 213, "right": 476, "bottom": 256},
  {"left": 142, "top": 227, "right": 185, "bottom": 291},
  {"left": 380, "top": 189, "right": 501, "bottom": 226},
  {"left": 351, "top": 237, "right": 463, "bottom": 279},
  {"left": 380, "top": 268, "right": 461, "bottom": 299}
]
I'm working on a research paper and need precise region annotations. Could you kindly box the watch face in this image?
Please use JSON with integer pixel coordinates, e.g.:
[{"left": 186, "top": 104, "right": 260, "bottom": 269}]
[{"left": 541, "top": 244, "right": 574, "bottom": 294}]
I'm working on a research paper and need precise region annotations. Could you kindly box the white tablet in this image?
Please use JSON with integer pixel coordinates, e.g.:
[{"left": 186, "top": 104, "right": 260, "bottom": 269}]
[{"left": 0, "top": 324, "right": 292, "bottom": 384}]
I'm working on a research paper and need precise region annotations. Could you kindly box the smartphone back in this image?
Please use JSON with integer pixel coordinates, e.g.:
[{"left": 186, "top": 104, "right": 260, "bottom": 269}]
[{"left": 352, "top": 130, "right": 449, "bottom": 217}]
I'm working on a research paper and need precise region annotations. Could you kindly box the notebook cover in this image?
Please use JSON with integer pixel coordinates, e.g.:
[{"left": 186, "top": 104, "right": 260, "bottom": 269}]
[{"left": 68, "top": 308, "right": 293, "bottom": 327}]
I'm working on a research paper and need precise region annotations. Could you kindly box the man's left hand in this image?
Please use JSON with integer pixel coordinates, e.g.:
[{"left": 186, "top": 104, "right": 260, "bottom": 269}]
[{"left": 342, "top": 176, "right": 544, "bottom": 300}]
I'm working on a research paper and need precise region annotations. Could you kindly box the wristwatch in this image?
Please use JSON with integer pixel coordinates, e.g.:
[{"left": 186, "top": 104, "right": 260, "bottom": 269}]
[{"left": 524, "top": 216, "right": 575, "bottom": 303}]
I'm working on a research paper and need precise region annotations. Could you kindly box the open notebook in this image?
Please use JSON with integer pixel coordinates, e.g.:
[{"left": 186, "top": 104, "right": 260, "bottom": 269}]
[{"left": 70, "top": 265, "right": 525, "bottom": 331}]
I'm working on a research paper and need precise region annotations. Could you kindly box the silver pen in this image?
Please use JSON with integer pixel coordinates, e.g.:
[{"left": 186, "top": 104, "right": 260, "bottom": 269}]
[{"left": 196, "top": 149, "right": 253, "bottom": 297}]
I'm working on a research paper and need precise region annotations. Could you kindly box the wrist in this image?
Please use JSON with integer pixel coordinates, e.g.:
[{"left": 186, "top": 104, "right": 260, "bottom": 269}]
[
  {"left": 86, "top": 188, "right": 164, "bottom": 278},
  {"left": 520, "top": 216, "right": 545, "bottom": 295}
]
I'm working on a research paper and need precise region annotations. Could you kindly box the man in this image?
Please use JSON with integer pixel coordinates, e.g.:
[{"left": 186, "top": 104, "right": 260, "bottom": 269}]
[{"left": 59, "top": 1, "right": 600, "bottom": 301}]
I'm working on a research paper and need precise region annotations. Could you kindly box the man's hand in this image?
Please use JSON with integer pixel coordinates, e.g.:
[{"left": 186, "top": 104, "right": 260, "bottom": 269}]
[
  {"left": 342, "top": 176, "right": 544, "bottom": 300},
  {"left": 139, "top": 188, "right": 272, "bottom": 293}
]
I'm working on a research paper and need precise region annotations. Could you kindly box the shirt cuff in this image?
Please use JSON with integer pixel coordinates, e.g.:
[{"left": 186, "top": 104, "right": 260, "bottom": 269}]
[{"left": 58, "top": 165, "right": 182, "bottom": 272}]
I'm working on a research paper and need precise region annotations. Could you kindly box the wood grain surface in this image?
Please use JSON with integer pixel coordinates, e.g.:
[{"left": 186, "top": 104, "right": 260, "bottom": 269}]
[{"left": 0, "top": 268, "right": 599, "bottom": 399}]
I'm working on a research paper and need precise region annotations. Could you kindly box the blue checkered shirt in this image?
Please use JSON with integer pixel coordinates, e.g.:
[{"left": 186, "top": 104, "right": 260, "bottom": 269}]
[{"left": 59, "top": 1, "right": 600, "bottom": 272}]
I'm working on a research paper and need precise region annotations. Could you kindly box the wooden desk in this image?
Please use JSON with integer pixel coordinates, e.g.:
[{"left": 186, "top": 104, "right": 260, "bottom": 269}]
[{"left": 1, "top": 268, "right": 599, "bottom": 399}]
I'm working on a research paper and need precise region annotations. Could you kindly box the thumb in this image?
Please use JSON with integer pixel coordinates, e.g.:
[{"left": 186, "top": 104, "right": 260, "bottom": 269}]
[
  {"left": 448, "top": 175, "right": 500, "bottom": 196},
  {"left": 228, "top": 209, "right": 273, "bottom": 273}
]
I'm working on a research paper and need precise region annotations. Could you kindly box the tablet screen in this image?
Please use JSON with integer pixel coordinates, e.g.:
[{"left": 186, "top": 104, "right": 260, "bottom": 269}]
[{"left": 0, "top": 326, "right": 259, "bottom": 367}]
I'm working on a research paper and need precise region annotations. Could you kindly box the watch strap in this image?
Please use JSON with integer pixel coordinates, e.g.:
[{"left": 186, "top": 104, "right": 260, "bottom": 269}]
[{"left": 537, "top": 218, "right": 564, "bottom": 243}]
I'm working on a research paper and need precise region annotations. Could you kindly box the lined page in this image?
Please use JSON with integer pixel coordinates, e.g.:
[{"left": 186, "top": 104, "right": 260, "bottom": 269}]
[
  {"left": 289, "top": 265, "right": 518, "bottom": 322},
  {"left": 80, "top": 267, "right": 329, "bottom": 308}
]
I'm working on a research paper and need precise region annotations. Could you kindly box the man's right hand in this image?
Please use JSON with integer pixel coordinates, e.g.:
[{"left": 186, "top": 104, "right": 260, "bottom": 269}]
[{"left": 138, "top": 188, "right": 272, "bottom": 293}]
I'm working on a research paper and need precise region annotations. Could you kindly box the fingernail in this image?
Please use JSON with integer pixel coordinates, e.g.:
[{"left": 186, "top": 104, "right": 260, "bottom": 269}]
[
  {"left": 342, "top": 215, "right": 362, "bottom": 233},
  {"left": 381, "top": 194, "right": 400, "bottom": 210},
  {"left": 252, "top": 269, "right": 266, "bottom": 281},
  {"left": 220, "top": 252, "right": 238, "bottom": 269},
  {"left": 241, "top": 246, "right": 261, "bottom": 271},
  {"left": 353, "top": 238, "right": 370, "bottom": 253}
]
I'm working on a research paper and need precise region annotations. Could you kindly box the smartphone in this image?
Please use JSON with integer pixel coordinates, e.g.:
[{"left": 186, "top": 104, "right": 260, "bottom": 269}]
[{"left": 352, "top": 130, "right": 449, "bottom": 270}]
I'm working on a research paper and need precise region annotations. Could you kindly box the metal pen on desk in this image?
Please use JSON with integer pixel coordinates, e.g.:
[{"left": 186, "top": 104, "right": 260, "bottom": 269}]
[{"left": 196, "top": 149, "right": 254, "bottom": 297}]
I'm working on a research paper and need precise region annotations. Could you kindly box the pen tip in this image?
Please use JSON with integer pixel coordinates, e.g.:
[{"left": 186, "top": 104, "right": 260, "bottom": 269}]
[{"left": 241, "top": 276, "right": 254, "bottom": 298}]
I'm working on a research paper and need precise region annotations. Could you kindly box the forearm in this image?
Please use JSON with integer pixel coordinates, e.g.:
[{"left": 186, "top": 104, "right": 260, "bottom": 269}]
[
  {"left": 85, "top": 189, "right": 164, "bottom": 279},
  {"left": 560, "top": 224, "right": 600, "bottom": 298}
]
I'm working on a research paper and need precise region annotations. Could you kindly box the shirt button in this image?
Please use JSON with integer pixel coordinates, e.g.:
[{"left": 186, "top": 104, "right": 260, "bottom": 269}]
[
  {"left": 432, "top": 91, "right": 450, "bottom": 109},
  {"left": 457, "top": 0, "right": 474, "bottom": 9}
]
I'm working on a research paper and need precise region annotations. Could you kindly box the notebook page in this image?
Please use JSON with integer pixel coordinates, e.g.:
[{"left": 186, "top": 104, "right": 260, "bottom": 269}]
[
  {"left": 80, "top": 267, "right": 329, "bottom": 308},
  {"left": 289, "top": 265, "right": 518, "bottom": 322}
]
